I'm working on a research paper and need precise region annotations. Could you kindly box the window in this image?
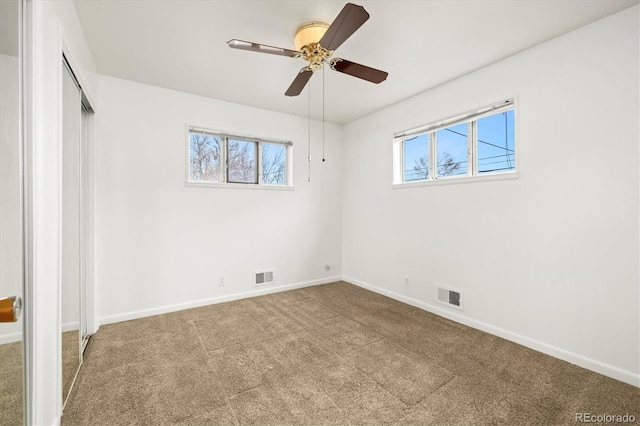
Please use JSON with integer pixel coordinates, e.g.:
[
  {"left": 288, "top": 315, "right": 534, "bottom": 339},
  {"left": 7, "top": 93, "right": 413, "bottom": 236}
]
[
  {"left": 261, "top": 142, "right": 287, "bottom": 185},
  {"left": 189, "top": 132, "right": 222, "bottom": 182},
  {"left": 403, "top": 134, "right": 429, "bottom": 182},
  {"left": 436, "top": 123, "right": 468, "bottom": 178},
  {"left": 228, "top": 139, "right": 257, "bottom": 184},
  {"left": 395, "top": 99, "right": 515, "bottom": 185},
  {"left": 477, "top": 110, "right": 515, "bottom": 174},
  {"left": 188, "top": 127, "right": 292, "bottom": 186}
]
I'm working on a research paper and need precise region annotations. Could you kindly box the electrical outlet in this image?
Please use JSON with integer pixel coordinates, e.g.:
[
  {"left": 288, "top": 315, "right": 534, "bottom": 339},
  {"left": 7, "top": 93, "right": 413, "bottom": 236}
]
[
  {"left": 218, "top": 276, "right": 225, "bottom": 286},
  {"left": 324, "top": 264, "right": 330, "bottom": 272},
  {"left": 404, "top": 276, "right": 410, "bottom": 287}
]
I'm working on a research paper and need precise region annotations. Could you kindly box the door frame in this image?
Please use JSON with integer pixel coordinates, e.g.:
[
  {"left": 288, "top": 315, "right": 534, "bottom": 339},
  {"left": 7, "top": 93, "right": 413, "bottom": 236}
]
[
  {"left": 20, "top": 0, "right": 31, "bottom": 424},
  {"left": 22, "top": 0, "right": 98, "bottom": 422}
]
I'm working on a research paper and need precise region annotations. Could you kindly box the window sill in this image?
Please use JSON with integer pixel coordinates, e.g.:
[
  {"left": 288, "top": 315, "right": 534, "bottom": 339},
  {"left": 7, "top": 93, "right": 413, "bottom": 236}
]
[
  {"left": 185, "top": 182, "right": 295, "bottom": 191},
  {"left": 392, "top": 171, "right": 518, "bottom": 189}
]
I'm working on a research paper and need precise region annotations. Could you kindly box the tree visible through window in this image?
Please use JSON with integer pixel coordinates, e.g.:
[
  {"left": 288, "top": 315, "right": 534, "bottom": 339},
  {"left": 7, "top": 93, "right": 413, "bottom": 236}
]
[
  {"left": 188, "top": 128, "right": 291, "bottom": 186},
  {"left": 189, "top": 133, "right": 221, "bottom": 182},
  {"left": 228, "top": 139, "right": 257, "bottom": 184},
  {"left": 436, "top": 123, "right": 467, "bottom": 177},
  {"left": 397, "top": 101, "right": 515, "bottom": 184},
  {"left": 403, "top": 129, "right": 467, "bottom": 181},
  {"left": 404, "top": 134, "right": 429, "bottom": 182},
  {"left": 262, "top": 142, "right": 286, "bottom": 185}
]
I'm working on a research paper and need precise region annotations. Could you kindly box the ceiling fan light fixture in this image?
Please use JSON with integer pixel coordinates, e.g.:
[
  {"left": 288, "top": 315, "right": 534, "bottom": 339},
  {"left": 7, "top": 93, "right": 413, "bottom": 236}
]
[
  {"left": 294, "top": 22, "right": 330, "bottom": 51},
  {"left": 227, "top": 3, "right": 388, "bottom": 97}
]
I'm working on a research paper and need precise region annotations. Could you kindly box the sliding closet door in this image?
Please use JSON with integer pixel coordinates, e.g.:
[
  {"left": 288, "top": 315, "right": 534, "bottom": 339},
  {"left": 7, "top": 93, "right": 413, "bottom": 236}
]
[
  {"left": 61, "top": 61, "right": 81, "bottom": 403},
  {"left": 80, "top": 107, "right": 89, "bottom": 350},
  {"left": 0, "top": 0, "right": 25, "bottom": 424}
]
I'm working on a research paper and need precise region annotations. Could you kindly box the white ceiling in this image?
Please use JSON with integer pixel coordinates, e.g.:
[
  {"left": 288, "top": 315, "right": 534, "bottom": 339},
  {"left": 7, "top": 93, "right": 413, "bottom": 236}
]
[{"left": 73, "top": 0, "right": 638, "bottom": 124}]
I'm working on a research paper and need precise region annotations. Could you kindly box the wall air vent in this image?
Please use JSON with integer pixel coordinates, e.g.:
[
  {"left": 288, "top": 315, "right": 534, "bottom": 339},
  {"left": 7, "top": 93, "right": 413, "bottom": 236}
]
[
  {"left": 437, "top": 284, "right": 463, "bottom": 310},
  {"left": 254, "top": 269, "right": 275, "bottom": 287}
]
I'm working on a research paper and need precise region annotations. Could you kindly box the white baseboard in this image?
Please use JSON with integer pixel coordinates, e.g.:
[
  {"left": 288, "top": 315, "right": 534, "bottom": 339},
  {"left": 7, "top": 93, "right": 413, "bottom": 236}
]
[
  {"left": 2, "top": 323, "right": 78, "bottom": 344},
  {"left": 343, "top": 275, "right": 640, "bottom": 388},
  {"left": 62, "top": 321, "right": 79, "bottom": 333},
  {"left": 0, "top": 331, "right": 23, "bottom": 344},
  {"left": 98, "top": 275, "right": 342, "bottom": 327}
]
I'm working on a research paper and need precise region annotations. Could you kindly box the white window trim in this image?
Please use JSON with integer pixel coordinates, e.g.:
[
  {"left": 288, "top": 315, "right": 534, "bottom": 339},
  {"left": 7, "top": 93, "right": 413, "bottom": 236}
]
[
  {"left": 184, "top": 181, "right": 295, "bottom": 191},
  {"left": 393, "top": 98, "right": 517, "bottom": 186},
  {"left": 185, "top": 124, "right": 294, "bottom": 189},
  {"left": 428, "top": 132, "right": 436, "bottom": 180},
  {"left": 395, "top": 98, "right": 514, "bottom": 139},
  {"left": 391, "top": 170, "right": 518, "bottom": 189}
]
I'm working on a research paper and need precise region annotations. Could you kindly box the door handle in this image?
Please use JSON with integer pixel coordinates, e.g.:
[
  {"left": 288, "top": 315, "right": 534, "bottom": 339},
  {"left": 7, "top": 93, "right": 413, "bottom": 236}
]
[{"left": 0, "top": 296, "right": 22, "bottom": 322}]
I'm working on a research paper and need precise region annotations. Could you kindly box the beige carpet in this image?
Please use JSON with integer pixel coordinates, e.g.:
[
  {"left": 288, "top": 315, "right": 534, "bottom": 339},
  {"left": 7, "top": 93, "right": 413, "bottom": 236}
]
[
  {"left": 0, "top": 340, "right": 23, "bottom": 426},
  {"left": 63, "top": 330, "right": 81, "bottom": 403},
  {"left": 62, "top": 281, "right": 639, "bottom": 425},
  {"left": 0, "top": 329, "right": 80, "bottom": 426}
]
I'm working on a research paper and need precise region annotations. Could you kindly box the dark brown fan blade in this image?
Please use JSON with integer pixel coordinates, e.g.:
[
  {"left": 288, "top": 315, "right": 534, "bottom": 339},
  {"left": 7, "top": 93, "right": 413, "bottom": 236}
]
[
  {"left": 330, "top": 58, "right": 388, "bottom": 84},
  {"left": 319, "top": 3, "right": 369, "bottom": 51},
  {"left": 285, "top": 67, "right": 314, "bottom": 96},
  {"left": 227, "top": 39, "right": 300, "bottom": 58}
]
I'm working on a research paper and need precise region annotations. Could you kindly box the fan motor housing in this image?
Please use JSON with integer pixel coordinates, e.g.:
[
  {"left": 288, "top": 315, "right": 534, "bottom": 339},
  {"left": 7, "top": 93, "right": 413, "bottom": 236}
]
[
  {"left": 301, "top": 43, "right": 332, "bottom": 70},
  {"left": 295, "top": 22, "right": 332, "bottom": 69}
]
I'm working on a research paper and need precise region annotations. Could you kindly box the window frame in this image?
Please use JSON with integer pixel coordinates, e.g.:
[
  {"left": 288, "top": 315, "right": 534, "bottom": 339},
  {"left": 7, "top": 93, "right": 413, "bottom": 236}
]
[
  {"left": 226, "top": 138, "right": 259, "bottom": 184},
  {"left": 393, "top": 99, "right": 516, "bottom": 187},
  {"left": 185, "top": 125, "right": 293, "bottom": 189},
  {"left": 433, "top": 122, "right": 472, "bottom": 180},
  {"left": 260, "top": 141, "right": 290, "bottom": 186},
  {"left": 401, "top": 133, "right": 431, "bottom": 182}
]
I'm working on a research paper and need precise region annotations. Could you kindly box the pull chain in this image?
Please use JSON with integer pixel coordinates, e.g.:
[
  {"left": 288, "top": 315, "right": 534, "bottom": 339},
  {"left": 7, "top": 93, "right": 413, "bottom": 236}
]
[
  {"left": 307, "top": 78, "right": 311, "bottom": 182},
  {"left": 322, "top": 64, "right": 325, "bottom": 162}
]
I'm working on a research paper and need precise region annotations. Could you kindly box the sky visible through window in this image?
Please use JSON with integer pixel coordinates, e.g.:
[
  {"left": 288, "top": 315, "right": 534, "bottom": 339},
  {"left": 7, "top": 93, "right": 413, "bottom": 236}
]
[
  {"left": 403, "top": 110, "right": 514, "bottom": 181},
  {"left": 262, "top": 142, "right": 286, "bottom": 185},
  {"left": 404, "top": 134, "right": 429, "bottom": 181},
  {"left": 436, "top": 123, "right": 468, "bottom": 177},
  {"left": 477, "top": 110, "right": 515, "bottom": 173}
]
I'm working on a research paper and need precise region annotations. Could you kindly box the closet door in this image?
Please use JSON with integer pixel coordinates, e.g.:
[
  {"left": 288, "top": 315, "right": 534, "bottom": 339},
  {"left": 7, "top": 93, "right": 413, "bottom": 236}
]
[
  {"left": 80, "top": 107, "right": 89, "bottom": 350},
  {"left": 0, "top": 0, "right": 25, "bottom": 424},
  {"left": 61, "top": 60, "right": 82, "bottom": 404}
]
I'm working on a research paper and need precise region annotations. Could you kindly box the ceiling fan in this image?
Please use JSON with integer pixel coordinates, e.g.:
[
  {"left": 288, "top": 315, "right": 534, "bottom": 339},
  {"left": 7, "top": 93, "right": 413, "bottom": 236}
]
[{"left": 227, "top": 3, "right": 388, "bottom": 97}]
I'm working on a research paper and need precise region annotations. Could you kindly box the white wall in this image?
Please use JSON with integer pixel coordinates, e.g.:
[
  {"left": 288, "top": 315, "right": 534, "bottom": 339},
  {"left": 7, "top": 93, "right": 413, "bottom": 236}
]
[
  {"left": 95, "top": 75, "right": 343, "bottom": 323},
  {"left": 342, "top": 6, "right": 639, "bottom": 386}
]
